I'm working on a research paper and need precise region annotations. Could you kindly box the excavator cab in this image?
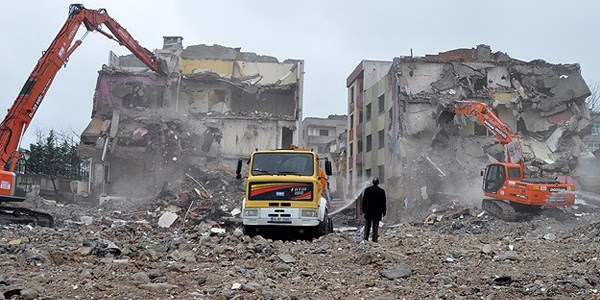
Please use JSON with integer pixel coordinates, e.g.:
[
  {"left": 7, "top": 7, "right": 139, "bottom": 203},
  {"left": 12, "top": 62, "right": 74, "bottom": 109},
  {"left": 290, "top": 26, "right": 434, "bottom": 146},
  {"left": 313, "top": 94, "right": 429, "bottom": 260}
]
[
  {"left": 482, "top": 164, "right": 506, "bottom": 194},
  {"left": 483, "top": 163, "right": 524, "bottom": 194}
]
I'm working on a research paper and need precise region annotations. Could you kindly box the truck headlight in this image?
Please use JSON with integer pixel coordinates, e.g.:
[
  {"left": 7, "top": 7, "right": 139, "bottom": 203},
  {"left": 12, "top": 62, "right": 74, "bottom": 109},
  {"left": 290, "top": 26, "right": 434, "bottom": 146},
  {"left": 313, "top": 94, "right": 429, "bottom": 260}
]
[
  {"left": 301, "top": 209, "right": 318, "bottom": 218},
  {"left": 244, "top": 209, "right": 258, "bottom": 217}
]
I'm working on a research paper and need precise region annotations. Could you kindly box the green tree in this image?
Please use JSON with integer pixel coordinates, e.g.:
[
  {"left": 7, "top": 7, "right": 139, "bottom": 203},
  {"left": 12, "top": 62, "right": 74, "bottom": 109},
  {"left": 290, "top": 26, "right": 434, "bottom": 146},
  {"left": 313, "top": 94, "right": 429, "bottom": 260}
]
[{"left": 25, "top": 129, "right": 83, "bottom": 196}]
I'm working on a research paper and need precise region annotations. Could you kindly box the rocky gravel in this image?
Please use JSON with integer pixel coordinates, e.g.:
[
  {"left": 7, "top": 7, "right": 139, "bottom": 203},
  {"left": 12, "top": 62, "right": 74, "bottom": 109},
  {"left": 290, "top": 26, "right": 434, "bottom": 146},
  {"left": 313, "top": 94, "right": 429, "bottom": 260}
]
[{"left": 1, "top": 170, "right": 599, "bottom": 299}]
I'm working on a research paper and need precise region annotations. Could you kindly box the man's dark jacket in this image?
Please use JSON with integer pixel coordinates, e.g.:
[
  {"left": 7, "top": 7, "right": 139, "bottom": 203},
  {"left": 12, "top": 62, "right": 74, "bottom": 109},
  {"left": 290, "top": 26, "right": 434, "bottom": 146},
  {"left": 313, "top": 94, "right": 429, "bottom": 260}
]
[{"left": 361, "top": 185, "right": 387, "bottom": 221}]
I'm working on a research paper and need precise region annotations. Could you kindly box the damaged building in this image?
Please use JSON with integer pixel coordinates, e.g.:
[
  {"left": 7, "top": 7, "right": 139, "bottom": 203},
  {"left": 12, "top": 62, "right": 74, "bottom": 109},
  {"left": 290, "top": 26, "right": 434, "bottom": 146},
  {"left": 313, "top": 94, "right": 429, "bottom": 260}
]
[
  {"left": 79, "top": 37, "right": 304, "bottom": 196},
  {"left": 301, "top": 115, "right": 347, "bottom": 156},
  {"left": 346, "top": 45, "right": 593, "bottom": 218}
]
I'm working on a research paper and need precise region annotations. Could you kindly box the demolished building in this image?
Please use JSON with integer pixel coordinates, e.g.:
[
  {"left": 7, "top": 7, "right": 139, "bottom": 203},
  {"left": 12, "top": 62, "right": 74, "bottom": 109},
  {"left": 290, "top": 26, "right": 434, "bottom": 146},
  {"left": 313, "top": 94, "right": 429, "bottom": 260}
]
[
  {"left": 79, "top": 37, "right": 304, "bottom": 196},
  {"left": 346, "top": 45, "right": 593, "bottom": 218}
]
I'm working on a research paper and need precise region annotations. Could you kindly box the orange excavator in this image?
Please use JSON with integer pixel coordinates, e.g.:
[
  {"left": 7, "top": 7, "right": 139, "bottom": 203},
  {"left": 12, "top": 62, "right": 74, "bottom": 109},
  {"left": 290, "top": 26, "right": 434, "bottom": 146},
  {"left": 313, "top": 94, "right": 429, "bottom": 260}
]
[
  {"left": 0, "top": 4, "right": 166, "bottom": 226},
  {"left": 439, "top": 100, "right": 576, "bottom": 221}
]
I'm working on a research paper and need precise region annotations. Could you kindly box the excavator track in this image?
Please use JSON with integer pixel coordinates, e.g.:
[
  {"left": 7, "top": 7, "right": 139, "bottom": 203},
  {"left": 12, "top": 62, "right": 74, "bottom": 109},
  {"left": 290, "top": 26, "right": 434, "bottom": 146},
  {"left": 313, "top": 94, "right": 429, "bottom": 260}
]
[
  {"left": 0, "top": 206, "right": 54, "bottom": 227},
  {"left": 482, "top": 199, "right": 534, "bottom": 222}
]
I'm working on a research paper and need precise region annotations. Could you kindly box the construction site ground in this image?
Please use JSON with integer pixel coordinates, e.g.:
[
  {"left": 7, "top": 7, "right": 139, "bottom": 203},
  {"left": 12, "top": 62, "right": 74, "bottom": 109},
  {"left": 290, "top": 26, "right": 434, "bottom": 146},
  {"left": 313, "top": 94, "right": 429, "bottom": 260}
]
[{"left": 1, "top": 170, "right": 599, "bottom": 299}]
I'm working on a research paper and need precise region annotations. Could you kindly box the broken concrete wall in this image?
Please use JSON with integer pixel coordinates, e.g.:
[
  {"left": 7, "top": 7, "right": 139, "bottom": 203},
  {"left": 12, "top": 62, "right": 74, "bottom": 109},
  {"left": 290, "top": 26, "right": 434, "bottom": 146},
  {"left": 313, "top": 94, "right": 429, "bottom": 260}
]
[
  {"left": 179, "top": 59, "right": 234, "bottom": 76},
  {"left": 92, "top": 71, "right": 166, "bottom": 112},
  {"left": 221, "top": 119, "right": 295, "bottom": 156},
  {"left": 384, "top": 45, "right": 592, "bottom": 212}
]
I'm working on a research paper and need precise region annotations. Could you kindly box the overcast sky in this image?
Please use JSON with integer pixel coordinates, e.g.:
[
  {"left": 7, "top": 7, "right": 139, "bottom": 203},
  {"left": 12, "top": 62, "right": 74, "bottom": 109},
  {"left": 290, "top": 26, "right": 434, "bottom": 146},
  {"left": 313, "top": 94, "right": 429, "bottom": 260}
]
[{"left": 0, "top": 0, "right": 597, "bottom": 147}]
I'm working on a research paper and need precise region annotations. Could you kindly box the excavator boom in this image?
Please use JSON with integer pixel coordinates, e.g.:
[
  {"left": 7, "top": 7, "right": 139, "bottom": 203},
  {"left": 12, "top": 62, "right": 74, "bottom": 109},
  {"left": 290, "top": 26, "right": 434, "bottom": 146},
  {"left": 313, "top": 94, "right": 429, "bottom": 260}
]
[
  {"left": 441, "top": 100, "right": 524, "bottom": 168},
  {"left": 0, "top": 4, "right": 166, "bottom": 226}
]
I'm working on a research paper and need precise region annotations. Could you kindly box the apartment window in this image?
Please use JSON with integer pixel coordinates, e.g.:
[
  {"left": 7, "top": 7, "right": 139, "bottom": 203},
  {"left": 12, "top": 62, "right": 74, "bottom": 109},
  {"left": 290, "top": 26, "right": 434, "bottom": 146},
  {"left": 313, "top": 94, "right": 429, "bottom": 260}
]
[
  {"left": 357, "top": 139, "right": 363, "bottom": 153},
  {"left": 350, "top": 114, "right": 354, "bottom": 128},
  {"left": 378, "top": 94, "right": 385, "bottom": 114},
  {"left": 378, "top": 165, "right": 385, "bottom": 183},
  {"left": 319, "top": 129, "right": 329, "bottom": 136},
  {"left": 366, "top": 168, "right": 372, "bottom": 178},
  {"left": 359, "top": 110, "right": 363, "bottom": 123},
  {"left": 349, "top": 87, "right": 354, "bottom": 104},
  {"left": 378, "top": 130, "right": 385, "bottom": 149},
  {"left": 588, "top": 142, "right": 600, "bottom": 151},
  {"left": 366, "top": 134, "right": 372, "bottom": 152},
  {"left": 366, "top": 103, "right": 372, "bottom": 121},
  {"left": 593, "top": 123, "right": 600, "bottom": 135}
]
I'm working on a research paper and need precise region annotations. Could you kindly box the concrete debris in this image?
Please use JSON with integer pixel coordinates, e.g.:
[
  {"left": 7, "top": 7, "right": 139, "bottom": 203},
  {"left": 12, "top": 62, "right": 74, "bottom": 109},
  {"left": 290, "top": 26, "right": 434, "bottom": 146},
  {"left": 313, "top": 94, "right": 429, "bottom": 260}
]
[
  {"left": 543, "top": 233, "right": 557, "bottom": 241},
  {"left": 379, "top": 262, "right": 413, "bottom": 279},
  {"left": 481, "top": 244, "right": 493, "bottom": 254},
  {"left": 79, "top": 216, "right": 93, "bottom": 225},
  {"left": 157, "top": 211, "right": 178, "bottom": 228},
  {"left": 384, "top": 45, "right": 592, "bottom": 217},
  {"left": 0, "top": 180, "right": 599, "bottom": 299},
  {"left": 230, "top": 208, "right": 241, "bottom": 217},
  {"left": 278, "top": 254, "right": 296, "bottom": 263},
  {"left": 492, "top": 251, "right": 519, "bottom": 262}
]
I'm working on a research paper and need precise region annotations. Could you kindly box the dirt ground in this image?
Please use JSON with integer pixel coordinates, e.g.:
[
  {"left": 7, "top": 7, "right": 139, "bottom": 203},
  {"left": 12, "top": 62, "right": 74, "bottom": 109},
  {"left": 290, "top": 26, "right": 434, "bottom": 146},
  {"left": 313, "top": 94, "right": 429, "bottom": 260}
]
[{"left": 1, "top": 171, "right": 599, "bottom": 299}]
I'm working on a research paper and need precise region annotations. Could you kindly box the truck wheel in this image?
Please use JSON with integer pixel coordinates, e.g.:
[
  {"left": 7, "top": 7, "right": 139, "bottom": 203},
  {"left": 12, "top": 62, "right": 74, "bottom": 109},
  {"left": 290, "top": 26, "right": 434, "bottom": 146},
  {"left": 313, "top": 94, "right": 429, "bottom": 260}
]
[
  {"left": 317, "top": 213, "right": 329, "bottom": 237},
  {"left": 327, "top": 217, "right": 334, "bottom": 233}
]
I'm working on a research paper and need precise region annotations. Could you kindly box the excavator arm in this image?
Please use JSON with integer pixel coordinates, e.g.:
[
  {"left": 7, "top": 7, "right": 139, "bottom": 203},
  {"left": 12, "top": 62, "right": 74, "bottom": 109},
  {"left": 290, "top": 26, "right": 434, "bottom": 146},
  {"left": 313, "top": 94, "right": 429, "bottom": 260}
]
[
  {"left": 0, "top": 4, "right": 166, "bottom": 226},
  {"left": 0, "top": 4, "right": 165, "bottom": 171},
  {"left": 441, "top": 100, "right": 524, "bottom": 168}
]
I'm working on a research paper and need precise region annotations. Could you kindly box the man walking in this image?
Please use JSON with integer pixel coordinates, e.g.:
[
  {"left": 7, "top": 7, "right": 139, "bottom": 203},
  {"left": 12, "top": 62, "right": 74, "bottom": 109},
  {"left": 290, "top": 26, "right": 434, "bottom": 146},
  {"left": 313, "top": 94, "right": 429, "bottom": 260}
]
[{"left": 361, "top": 178, "right": 387, "bottom": 242}]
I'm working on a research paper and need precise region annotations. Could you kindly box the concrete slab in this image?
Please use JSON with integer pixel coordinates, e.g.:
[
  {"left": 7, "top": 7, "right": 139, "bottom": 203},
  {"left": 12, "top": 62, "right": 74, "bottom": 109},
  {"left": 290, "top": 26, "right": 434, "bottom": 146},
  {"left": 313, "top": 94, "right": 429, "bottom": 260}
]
[
  {"left": 158, "top": 211, "right": 178, "bottom": 228},
  {"left": 546, "top": 127, "right": 565, "bottom": 152}
]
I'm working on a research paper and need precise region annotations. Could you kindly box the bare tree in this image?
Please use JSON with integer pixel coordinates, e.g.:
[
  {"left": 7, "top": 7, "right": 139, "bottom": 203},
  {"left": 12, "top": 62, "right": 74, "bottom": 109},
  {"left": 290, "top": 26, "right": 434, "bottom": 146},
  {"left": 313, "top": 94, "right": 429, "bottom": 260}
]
[{"left": 587, "top": 82, "right": 600, "bottom": 113}]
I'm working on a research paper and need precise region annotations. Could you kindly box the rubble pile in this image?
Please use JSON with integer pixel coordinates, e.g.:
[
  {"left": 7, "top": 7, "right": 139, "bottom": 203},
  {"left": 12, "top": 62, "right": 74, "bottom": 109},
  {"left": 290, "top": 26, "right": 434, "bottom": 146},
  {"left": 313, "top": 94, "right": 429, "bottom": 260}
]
[
  {"left": 1, "top": 207, "right": 599, "bottom": 299},
  {"left": 2, "top": 164, "right": 600, "bottom": 298},
  {"left": 389, "top": 45, "right": 594, "bottom": 211}
]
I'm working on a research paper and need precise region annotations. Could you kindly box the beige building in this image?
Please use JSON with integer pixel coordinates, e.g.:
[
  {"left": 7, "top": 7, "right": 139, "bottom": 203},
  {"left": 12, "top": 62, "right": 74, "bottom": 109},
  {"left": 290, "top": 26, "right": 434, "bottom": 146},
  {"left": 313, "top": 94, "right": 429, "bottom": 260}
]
[{"left": 345, "top": 60, "right": 392, "bottom": 196}]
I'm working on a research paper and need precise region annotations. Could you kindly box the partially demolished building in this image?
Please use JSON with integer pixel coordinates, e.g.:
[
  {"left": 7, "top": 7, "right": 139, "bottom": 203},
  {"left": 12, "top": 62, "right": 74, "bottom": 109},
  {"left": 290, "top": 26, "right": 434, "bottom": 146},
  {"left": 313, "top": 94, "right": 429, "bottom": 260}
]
[
  {"left": 301, "top": 115, "right": 347, "bottom": 156},
  {"left": 79, "top": 37, "right": 304, "bottom": 195},
  {"left": 346, "top": 45, "right": 593, "bottom": 218}
]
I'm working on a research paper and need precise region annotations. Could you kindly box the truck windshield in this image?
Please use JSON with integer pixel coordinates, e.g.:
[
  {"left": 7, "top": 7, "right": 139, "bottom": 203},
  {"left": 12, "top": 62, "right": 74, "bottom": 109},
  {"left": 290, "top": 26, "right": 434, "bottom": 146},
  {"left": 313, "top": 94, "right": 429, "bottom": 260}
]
[{"left": 251, "top": 153, "right": 314, "bottom": 176}]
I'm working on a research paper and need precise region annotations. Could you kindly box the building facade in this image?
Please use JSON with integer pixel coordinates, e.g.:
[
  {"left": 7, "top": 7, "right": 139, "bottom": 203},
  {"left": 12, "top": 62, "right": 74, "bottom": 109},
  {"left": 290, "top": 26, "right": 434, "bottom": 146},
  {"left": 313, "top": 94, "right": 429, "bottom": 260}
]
[
  {"left": 301, "top": 115, "right": 347, "bottom": 155},
  {"left": 345, "top": 60, "right": 393, "bottom": 197}
]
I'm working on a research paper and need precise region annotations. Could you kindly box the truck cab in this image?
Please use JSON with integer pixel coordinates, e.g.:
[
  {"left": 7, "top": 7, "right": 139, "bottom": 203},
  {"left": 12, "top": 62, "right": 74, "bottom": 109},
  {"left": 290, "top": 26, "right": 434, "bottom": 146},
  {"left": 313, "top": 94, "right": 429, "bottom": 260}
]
[{"left": 236, "top": 147, "right": 333, "bottom": 237}]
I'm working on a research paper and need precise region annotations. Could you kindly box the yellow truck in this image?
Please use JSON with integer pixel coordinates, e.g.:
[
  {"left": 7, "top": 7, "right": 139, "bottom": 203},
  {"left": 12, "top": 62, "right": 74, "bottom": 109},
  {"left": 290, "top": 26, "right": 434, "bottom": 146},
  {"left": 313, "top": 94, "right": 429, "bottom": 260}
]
[{"left": 235, "top": 146, "right": 333, "bottom": 237}]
